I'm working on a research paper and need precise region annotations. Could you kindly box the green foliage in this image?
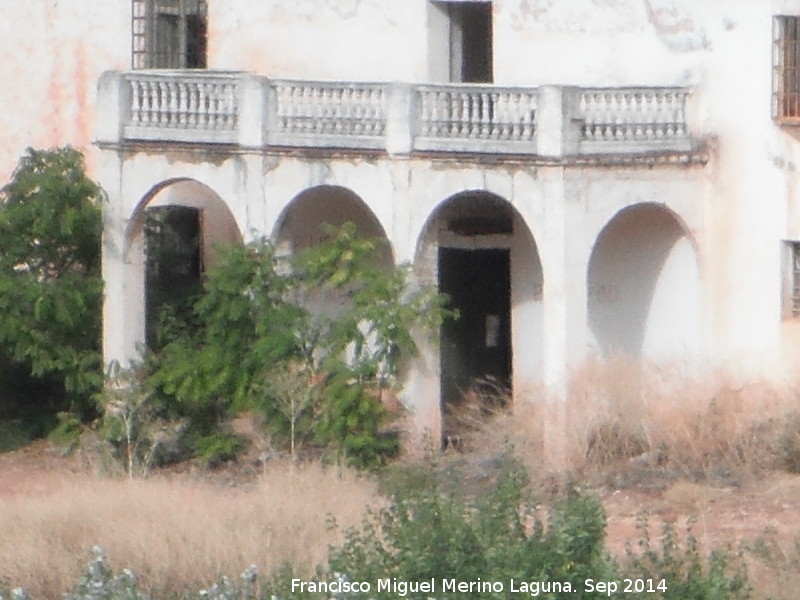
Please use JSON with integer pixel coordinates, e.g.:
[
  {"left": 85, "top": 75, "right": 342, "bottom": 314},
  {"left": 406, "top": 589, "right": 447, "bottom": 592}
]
[
  {"left": 0, "top": 147, "right": 103, "bottom": 417},
  {"left": 319, "top": 460, "right": 616, "bottom": 600},
  {"left": 151, "top": 241, "right": 303, "bottom": 425},
  {"left": 624, "top": 517, "right": 750, "bottom": 600},
  {"left": 46, "top": 411, "right": 84, "bottom": 453},
  {"left": 151, "top": 223, "right": 452, "bottom": 468},
  {"left": 191, "top": 430, "right": 246, "bottom": 467},
  {"left": 260, "top": 459, "right": 749, "bottom": 600}
]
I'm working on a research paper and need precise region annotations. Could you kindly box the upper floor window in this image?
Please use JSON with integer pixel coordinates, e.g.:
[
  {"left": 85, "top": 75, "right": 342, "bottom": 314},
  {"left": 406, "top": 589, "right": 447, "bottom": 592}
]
[
  {"left": 428, "top": 1, "right": 493, "bottom": 84},
  {"left": 132, "top": 0, "right": 207, "bottom": 69},
  {"left": 782, "top": 240, "right": 800, "bottom": 319},
  {"left": 774, "top": 16, "right": 800, "bottom": 122}
]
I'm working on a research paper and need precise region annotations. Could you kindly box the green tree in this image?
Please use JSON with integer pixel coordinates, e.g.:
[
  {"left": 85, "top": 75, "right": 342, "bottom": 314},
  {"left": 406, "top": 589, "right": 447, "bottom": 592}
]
[
  {"left": 151, "top": 223, "right": 453, "bottom": 467},
  {"left": 0, "top": 147, "right": 103, "bottom": 417}
]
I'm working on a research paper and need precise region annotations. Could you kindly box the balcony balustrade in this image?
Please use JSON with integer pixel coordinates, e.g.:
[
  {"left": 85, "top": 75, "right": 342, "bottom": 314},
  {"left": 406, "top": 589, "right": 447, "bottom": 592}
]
[
  {"left": 98, "top": 70, "right": 695, "bottom": 158},
  {"left": 123, "top": 71, "right": 240, "bottom": 144}
]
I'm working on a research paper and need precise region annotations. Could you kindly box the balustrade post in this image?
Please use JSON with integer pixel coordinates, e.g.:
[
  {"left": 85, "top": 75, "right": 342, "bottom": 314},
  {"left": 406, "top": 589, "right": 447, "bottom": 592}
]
[
  {"left": 237, "top": 74, "right": 269, "bottom": 148},
  {"left": 96, "top": 71, "right": 131, "bottom": 145},
  {"left": 536, "top": 86, "right": 580, "bottom": 158},
  {"left": 386, "top": 82, "right": 414, "bottom": 156}
]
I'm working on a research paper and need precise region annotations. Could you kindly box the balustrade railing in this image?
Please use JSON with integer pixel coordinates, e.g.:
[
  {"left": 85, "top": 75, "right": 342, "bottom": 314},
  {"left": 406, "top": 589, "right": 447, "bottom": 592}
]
[
  {"left": 270, "top": 80, "right": 387, "bottom": 149},
  {"left": 576, "top": 88, "right": 691, "bottom": 152},
  {"left": 112, "top": 72, "right": 695, "bottom": 156},
  {"left": 124, "top": 71, "right": 240, "bottom": 143},
  {"left": 415, "top": 85, "right": 538, "bottom": 153}
]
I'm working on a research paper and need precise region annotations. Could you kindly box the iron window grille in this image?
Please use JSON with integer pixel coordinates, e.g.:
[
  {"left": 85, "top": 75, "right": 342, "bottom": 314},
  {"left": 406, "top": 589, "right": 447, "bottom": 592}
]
[
  {"left": 774, "top": 16, "right": 800, "bottom": 122},
  {"left": 132, "top": 0, "right": 207, "bottom": 69},
  {"left": 792, "top": 241, "right": 800, "bottom": 318}
]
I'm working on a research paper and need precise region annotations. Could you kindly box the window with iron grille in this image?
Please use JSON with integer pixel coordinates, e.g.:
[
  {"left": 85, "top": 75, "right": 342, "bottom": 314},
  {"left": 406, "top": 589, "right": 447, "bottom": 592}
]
[
  {"left": 782, "top": 240, "right": 800, "bottom": 319},
  {"left": 132, "top": 0, "right": 207, "bottom": 69},
  {"left": 774, "top": 16, "right": 800, "bottom": 122}
]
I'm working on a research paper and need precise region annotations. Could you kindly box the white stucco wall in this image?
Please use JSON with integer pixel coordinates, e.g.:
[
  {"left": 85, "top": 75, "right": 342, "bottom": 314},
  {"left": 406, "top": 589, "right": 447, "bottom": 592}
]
[{"left": 7, "top": 0, "right": 800, "bottom": 442}]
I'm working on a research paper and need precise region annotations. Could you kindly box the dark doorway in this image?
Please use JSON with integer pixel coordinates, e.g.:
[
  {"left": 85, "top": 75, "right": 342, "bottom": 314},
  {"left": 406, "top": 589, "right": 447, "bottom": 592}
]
[
  {"left": 450, "top": 2, "right": 493, "bottom": 83},
  {"left": 144, "top": 205, "right": 203, "bottom": 348},
  {"left": 439, "top": 248, "right": 511, "bottom": 414}
]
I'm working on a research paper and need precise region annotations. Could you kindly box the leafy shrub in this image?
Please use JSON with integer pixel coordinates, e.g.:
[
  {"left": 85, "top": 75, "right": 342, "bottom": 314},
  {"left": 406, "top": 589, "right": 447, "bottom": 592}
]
[
  {"left": 623, "top": 517, "right": 750, "bottom": 600},
  {"left": 151, "top": 223, "right": 452, "bottom": 468},
  {"left": 262, "top": 459, "right": 750, "bottom": 600},
  {"left": 191, "top": 431, "right": 246, "bottom": 468},
  {"left": 0, "top": 147, "right": 103, "bottom": 419}
]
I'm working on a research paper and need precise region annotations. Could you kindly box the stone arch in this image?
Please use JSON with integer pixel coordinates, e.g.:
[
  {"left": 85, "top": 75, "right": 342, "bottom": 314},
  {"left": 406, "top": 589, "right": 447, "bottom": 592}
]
[
  {"left": 272, "top": 184, "right": 394, "bottom": 269},
  {"left": 125, "top": 178, "right": 241, "bottom": 348},
  {"left": 587, "top": 202, "right": 701, "bottom": 360},
  {"left": 414, "top": 190, "right": 544, "bottom": 438}
]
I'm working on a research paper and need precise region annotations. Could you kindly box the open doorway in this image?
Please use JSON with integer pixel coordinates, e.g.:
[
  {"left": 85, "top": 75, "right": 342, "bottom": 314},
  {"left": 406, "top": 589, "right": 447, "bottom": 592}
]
[
  {"left": 144, "top": 205, "right": 203, "bottom": 348},
  {"left": 428, "top": 1, "right": 493, "bottom": 83},
  {"left": 439, "top": 247, "right": 511, "bottom": 418}
]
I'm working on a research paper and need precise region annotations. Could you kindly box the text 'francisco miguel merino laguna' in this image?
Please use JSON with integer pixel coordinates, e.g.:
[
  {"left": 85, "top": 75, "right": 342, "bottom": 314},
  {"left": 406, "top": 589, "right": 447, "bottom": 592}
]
[{"left": 291, "top": 577, "right": 668, "bottom": 597}]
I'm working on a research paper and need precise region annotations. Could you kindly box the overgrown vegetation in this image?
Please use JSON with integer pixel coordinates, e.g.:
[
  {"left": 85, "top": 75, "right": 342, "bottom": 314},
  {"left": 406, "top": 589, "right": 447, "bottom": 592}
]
[
  {"left": 0, "top": 147, "right": 103, "bottom": 429},
  {"left": 0, "top": 460, "right": 752, "bottom": 600},
  {"left": 148, "top": 223, "right": 452, "bottom": 468}
]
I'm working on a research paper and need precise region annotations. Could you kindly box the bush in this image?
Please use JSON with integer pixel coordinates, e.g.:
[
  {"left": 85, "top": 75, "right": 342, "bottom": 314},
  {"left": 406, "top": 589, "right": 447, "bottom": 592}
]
[
  {"left": 151, "top": 224, "right": 452, "bottom": 468},
  {"left": 0, "top": 147, "right": 103, "bottom": 419},
  {"left": 263, "top": 459, "right": 750, "bottom": 600}
]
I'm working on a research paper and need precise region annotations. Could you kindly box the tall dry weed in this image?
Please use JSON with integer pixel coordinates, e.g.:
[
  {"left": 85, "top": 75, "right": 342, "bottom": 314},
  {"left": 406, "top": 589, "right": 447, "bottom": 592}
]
[
  {"left": 464, "top": 357, "right": 800, "bottom": 482},
  {"left": 0, "top": 462, "right": 381, "bottom": 598}
]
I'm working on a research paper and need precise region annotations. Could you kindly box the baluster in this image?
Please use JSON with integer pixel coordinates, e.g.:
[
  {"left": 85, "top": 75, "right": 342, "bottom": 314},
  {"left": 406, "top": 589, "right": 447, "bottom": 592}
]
[
  {"left": 155, "top": 82, "right": 165, "bottom": 127},
  {"left": 676, "top": 92, "right": 687, "bottom": 137},
  {"left": 655, "top": 93, "right": 666, "bottom": 138},
  {"left": 491, "top": 93, "right": 502, "bottom": 139},
  {"left": 299, "top": 86, "right": 310, "bottom": 133},
  {"left": 129, "top": 80, "right": 142, "bottom": 126},
  {"left": 276, "top": 86, "right": 287, "bottom": 131},
  {"left": 478, "top": 92, "right": 489, "bottom": 138},
  {"left": 201, "top": 83, "right": 212, "bottom": 130},
  {"left": 510, "top": 93, "right": 521, "bottom": 140},
  {"left": 165, "top": 81, "right": 176, "bottom": 128},
  {"left": 446, "top": 92, "right": 455, "bottom": 138},
  {"left": 604, "top": 93, "right": 616, "bottom": 141},
  {"left": 420, "top": 91, "right": 432, "bottom": 137},
  {"left": 288, "top": 86, "right": 300, "bottom": 132},
  {"left": 520, "top": 93, "right": 532, "bottom": 140},
  {"left": 230, "top": 83, "right": 238, "bottom": 130},
  {"left": 428, "top": 91, "right": 439, "bottom": 137},
  {"left": 586, "top": 93, "right": 598, "bottom": 141},
  {"left": 464, "top": 93, "right": 474, "bottom": 137},
  {"left": 176, "top": 82, "right": 186, "bottom": 128},
  {"left": 203, "top": 83, "right": 214, "bottom": 130},
  {"left": 188, "top": 81, "right": 199, "bottom": 129}
]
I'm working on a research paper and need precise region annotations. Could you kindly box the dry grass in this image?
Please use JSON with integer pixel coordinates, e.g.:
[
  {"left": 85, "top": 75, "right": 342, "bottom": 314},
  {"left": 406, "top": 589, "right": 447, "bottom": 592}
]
[
  {"left": 460, "top": 357, "right": 800, "bottom": 483},
  {"left": 0, "top": 462, "right": 381, "bottom": 598}
]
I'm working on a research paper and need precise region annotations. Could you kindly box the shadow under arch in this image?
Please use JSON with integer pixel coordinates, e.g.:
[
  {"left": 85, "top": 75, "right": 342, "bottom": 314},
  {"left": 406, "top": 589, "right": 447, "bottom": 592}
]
[
  {"left": 414, "top": 190, "right": 544, "bottom": 438},
  {"left": 587, "top": 202, "right": 701, "bottom": 360},
  {"left": 125, "top": 178, "right": 242, "bottom": 348},
  {"left": 272, "top": 184, "right": 394, "bottom": 270}
]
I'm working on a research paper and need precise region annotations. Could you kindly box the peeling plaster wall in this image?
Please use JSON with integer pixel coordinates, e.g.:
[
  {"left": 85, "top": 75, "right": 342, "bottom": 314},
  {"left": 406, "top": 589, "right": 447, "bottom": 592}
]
[
  {"left": 8, "top": 0, "right": 800, "bottom": 418},
  {"left": 0, "top": 0, "right": 129, "bottom": 184},
  {"left": 209, "top": 0, "right": 429, "bottom": 81}
]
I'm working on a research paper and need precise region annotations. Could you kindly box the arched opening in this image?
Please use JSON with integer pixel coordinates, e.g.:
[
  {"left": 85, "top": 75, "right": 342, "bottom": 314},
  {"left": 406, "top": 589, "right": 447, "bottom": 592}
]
[
  {"left": 127, "top": 179, "right": 241, "bottom": 349},
  {"left": 273, "top": 185, "right": 392, "bottom": 268},
  {"left": 587, "top": 203, "right": 700, "bottom": 360},
  {"left": 273, "top": 184, "right": 393, "bottom": 327},
  {"left": 415, "top": 191, "right": 543, "bottom": 439}
]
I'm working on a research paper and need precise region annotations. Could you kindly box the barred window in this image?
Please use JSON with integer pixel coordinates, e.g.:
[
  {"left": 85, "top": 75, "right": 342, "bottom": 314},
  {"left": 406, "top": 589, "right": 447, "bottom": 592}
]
[
  {"left": 132, "top": 0, "right": 207, "bottom": 69},
  {"left": 774, "top": 16, "right": 800, "bottom": 122},
  {"left": 782, "top": 241, "right": 800, "bottom": 319}
]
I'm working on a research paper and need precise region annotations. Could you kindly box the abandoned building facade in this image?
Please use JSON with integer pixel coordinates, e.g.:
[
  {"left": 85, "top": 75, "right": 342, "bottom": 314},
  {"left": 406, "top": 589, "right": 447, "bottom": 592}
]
[{"left": 6, "top": 0, "right": 800, "bottom": 441}]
